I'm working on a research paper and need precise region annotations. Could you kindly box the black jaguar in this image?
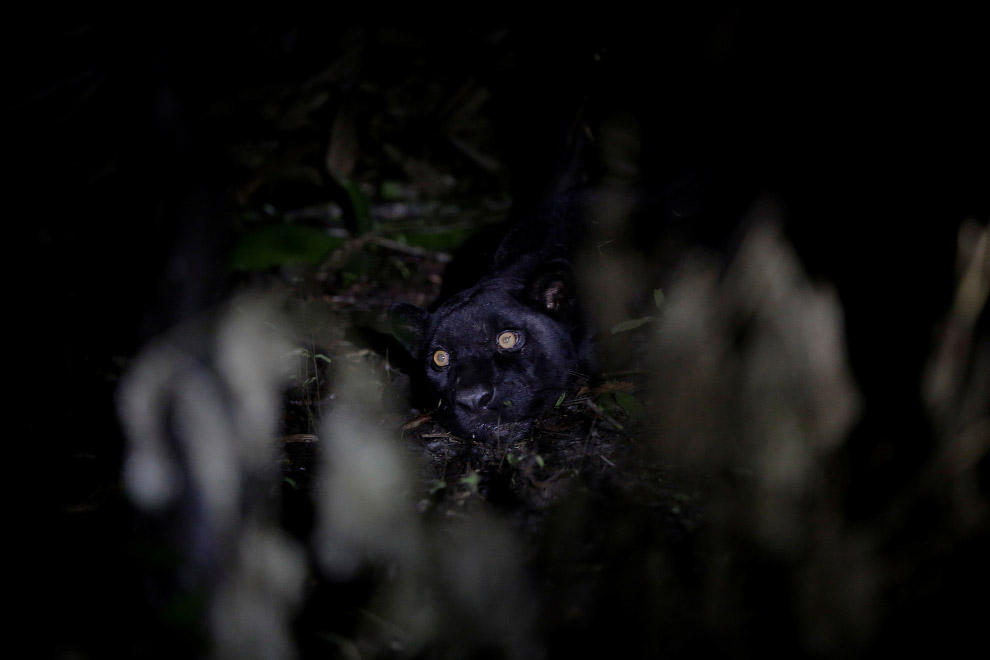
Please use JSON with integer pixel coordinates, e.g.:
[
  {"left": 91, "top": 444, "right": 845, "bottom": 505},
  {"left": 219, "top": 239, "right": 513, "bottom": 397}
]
[{"left": 389, "top": 192, "right": 595, "bottom": 442}]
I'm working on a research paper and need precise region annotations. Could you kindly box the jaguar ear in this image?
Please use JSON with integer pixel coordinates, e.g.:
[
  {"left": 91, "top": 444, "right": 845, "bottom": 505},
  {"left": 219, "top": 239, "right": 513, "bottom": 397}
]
[
  {"left": 388, "top": 302, "right": 431, "bottom": 354},
  {"left": 526, "top": 258, "right": 577, "bottom": 315}
]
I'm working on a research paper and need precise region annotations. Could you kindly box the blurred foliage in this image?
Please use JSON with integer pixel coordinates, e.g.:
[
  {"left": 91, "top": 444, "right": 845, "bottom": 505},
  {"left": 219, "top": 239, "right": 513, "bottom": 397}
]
[{"left": 230, "top": 224, "right": 345, "bottom": 270}]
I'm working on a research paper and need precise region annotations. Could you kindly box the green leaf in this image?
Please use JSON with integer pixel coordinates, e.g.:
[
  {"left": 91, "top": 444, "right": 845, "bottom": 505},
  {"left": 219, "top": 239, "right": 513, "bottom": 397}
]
[
  {"left": 380, "top": 180, "right": 411, "bottom": 200},
  {"left": 341, "top": 178, "right": 373, "bottom": 235},
  {"left": 611, "top": 317, "right": 653, "bottom": 334},
  {"left": 397, "top": 225, "right": 481, "bottom": 251},
  {"left": 230, "top": 225, "right": 343, "bottom": 271},
  {"left": 597, "top": 392, "right": 620, "bottom": 415},
  {"left": 459, "top": 471, "right": 481, "bottom": 492},
  {"left": 654, "top": 288, "right": 665, "bottom": 309},
  {"left": 614, "top": 391, "right": 647, "bottom": 420}
]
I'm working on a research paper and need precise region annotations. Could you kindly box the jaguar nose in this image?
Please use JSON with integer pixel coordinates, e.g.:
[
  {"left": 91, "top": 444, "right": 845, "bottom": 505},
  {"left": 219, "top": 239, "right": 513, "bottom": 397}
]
[{"left": 456, "top": 384, "right": 492, "bottom": 411}]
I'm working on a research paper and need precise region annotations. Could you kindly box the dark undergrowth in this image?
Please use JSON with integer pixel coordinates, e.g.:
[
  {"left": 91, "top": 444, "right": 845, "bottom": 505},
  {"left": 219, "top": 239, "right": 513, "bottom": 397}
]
[{"left": 28, "top": 23, "right": 988, "bottom": 660}]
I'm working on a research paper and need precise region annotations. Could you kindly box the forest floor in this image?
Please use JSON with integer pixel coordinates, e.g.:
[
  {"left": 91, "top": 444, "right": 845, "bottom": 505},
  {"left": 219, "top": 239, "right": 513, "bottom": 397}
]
[{"left": 274, "top": 231, "right": 708, "bottom": 529}]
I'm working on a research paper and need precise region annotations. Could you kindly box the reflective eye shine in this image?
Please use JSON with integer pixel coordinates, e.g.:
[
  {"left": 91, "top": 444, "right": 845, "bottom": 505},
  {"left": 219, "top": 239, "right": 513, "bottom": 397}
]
[
  {"left": 497, "top": 331, "right": 518, "bottom": 349},
  {"left": 433, "top": 350, "right": 449, "bottom": 367}
]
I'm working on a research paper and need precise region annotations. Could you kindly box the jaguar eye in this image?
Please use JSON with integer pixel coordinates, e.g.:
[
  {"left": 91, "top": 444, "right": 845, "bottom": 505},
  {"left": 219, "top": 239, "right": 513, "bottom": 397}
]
[
  {"left": 497, "top": 331, "right": 518, "bottom": 349},
  {"left": 433, "top": 350, "right": 449, "bottom": 367}
]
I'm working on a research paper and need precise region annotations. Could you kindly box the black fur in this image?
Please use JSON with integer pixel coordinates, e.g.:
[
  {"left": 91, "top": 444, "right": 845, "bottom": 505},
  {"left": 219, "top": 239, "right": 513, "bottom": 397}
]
[{"left": 390, "top": 194, "right": 594, "bottom": 442}]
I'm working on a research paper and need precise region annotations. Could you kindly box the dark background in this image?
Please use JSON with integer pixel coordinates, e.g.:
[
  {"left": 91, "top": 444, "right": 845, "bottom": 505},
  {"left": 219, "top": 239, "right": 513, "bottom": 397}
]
[{"left": 15, "top": 17, "right": 987, "bottom": 659}]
